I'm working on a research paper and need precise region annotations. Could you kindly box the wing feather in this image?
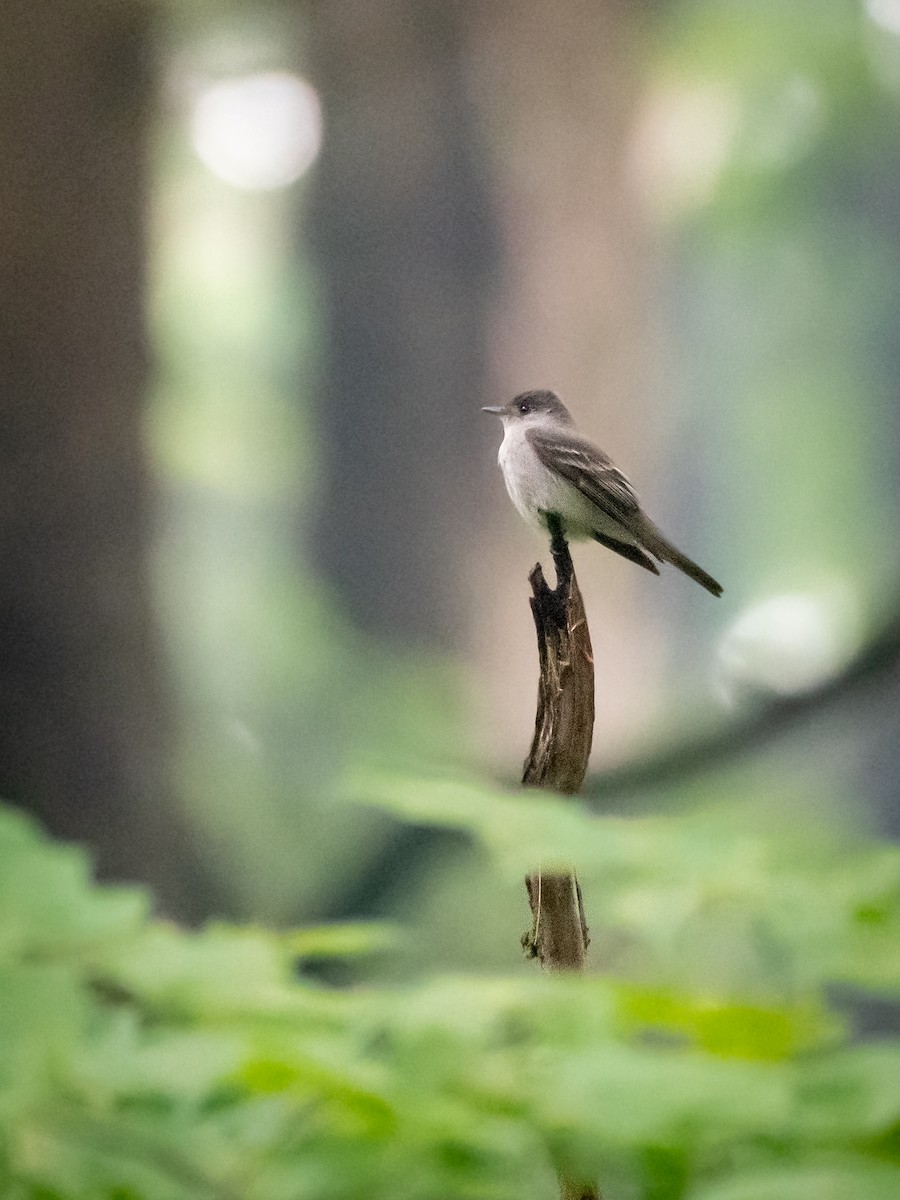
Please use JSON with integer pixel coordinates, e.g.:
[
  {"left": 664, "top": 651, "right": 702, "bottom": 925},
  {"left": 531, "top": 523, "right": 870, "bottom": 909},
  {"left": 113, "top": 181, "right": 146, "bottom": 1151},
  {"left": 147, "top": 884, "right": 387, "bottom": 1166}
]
[{"left": 526, "top": 428, "right": 641, "bottom": 528}]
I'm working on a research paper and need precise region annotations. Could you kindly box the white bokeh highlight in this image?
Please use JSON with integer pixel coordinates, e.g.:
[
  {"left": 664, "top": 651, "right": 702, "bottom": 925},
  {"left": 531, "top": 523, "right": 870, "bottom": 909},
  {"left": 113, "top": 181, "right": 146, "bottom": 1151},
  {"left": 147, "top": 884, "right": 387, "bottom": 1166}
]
[
  {"left": 190, "top": 72, "right": 322, "bottom": 191},
  {"left": 867, "top": 0, "right": 900, "bottom": 37},
  {"left": 717, "top": 586, "right": 861, "bottom": 703}
]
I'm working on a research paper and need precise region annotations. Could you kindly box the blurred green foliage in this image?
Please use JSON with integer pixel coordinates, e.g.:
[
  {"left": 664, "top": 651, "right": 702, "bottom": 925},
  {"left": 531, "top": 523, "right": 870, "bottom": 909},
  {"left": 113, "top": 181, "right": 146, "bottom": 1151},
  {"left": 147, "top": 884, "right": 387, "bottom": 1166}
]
[
  {"left": 1, "top": 779, "right": 899, "bottom": 1199},
  {"left": 655, "top": 0, "right": 900, "bottom": 603}
]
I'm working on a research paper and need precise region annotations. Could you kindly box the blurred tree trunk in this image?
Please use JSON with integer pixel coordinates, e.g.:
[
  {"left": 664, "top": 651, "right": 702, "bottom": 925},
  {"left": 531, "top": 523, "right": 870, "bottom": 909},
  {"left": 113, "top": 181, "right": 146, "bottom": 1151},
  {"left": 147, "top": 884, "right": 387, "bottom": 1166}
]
[
  {"left": 304, "top": 1, "right": 500, "bottom": 648},
  {"left": 0, "top": 0, "right": 218, "bottom": 918},
  {"left": 303, "top": 0, "right": 661, "bottom": 761}
]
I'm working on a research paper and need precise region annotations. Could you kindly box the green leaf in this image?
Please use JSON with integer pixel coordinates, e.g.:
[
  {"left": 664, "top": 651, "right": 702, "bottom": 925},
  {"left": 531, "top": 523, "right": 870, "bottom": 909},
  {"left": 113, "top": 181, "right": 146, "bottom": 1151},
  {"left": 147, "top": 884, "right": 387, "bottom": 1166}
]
[
  {"left": 794, "top": 1043, "right": 900, "bottom": 1139},
  {"left": 615, "top": 983, "right": 838, "bottom": 1061},
  {"left": 0, "top": 810, "right": 146, "bottom": 959},
  {"left": 0, "top": 964, "right": 86, "bottom": 1117},
  {"left": 690, "top": 1158, "right": 900, "bottom": 1200},
  {"left": 286, "top": 922, "right": 402, "bottom": 960}
]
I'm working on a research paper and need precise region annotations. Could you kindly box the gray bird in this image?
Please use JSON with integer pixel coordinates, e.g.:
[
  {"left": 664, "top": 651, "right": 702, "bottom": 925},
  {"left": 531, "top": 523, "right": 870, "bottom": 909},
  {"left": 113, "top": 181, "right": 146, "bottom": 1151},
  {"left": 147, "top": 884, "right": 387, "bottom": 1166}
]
[{"left": 483, "top": 390, "right": 722, "bottom": 597}]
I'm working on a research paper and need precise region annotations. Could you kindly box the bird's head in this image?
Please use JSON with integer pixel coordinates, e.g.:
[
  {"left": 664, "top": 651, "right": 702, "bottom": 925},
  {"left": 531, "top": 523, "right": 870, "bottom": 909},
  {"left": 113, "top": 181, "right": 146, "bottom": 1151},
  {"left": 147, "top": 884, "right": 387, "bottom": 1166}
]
[{"left": 482, "top": 390, "right": 574, "bottom": 427}]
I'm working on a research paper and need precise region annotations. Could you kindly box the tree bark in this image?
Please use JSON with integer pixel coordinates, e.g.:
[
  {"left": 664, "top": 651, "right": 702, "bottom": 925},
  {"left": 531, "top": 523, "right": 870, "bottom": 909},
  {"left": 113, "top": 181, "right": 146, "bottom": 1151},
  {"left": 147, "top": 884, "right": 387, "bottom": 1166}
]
[
  {"left": 521, "top": 518, "right": 599, "bottom": 1199},
  {"left": 522, "top": 535, "right": 595, "bottom": 797}
]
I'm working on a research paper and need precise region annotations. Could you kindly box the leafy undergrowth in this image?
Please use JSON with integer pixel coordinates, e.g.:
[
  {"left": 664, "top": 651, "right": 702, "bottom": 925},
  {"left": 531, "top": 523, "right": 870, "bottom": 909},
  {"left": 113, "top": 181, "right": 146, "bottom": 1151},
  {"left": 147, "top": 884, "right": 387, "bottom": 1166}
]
[{"left": 1, "top": 785, "right": 899, "bottom": 1200}]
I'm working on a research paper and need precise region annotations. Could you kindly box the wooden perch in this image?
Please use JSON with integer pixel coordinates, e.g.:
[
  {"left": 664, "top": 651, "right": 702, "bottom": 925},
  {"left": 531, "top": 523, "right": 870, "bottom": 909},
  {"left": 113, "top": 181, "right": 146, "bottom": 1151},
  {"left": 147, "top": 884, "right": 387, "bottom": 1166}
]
[
  {"left": 522, "top": 516, "right": 594, "bottom": 970},
  {"left": 521, "top": 515, "right": 600, "bottom": 1200}
]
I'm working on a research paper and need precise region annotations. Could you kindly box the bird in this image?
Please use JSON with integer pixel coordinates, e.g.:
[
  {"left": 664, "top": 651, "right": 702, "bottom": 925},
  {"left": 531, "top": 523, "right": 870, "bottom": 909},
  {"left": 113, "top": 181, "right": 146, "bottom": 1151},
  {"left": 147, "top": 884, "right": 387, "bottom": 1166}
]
[{"left": 482, "top": 389, "right": 722, "bottom": 597}]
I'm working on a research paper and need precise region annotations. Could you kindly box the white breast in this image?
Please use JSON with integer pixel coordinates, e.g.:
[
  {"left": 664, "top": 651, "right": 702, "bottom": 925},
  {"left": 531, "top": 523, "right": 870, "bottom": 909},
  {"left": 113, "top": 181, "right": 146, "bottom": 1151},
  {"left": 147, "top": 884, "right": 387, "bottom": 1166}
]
[
  {"left": 497, "top": 424, "right": 546, "bottom": 527},
  {"left": 497, "top": 421, "right": 614, "bottom": 541}
]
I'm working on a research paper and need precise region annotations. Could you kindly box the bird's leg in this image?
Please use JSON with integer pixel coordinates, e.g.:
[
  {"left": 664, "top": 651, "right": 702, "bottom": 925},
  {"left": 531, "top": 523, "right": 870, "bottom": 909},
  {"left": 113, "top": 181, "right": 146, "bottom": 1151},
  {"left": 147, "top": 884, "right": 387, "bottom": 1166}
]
[{"left": 542, "top": 512, "right": 572, "bottom": 596}]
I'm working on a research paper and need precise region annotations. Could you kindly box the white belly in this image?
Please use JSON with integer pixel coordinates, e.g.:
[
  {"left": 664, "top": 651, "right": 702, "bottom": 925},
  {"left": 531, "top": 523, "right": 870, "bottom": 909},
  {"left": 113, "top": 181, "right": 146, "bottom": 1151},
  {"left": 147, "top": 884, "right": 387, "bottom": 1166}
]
[{"left": 497, "top": 425, "right": 633, "bottom": 544}]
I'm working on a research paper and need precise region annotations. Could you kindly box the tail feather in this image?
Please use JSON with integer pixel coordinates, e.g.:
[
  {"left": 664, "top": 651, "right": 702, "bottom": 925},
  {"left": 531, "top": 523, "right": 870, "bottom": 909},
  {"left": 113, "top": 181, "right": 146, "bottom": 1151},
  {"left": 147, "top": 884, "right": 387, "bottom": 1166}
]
[
  {"left": 592, "top": 530, "right": 660, "bottom": 575},
  {"left": 644, "top": 527, "right": 723, "bottom": 597}
]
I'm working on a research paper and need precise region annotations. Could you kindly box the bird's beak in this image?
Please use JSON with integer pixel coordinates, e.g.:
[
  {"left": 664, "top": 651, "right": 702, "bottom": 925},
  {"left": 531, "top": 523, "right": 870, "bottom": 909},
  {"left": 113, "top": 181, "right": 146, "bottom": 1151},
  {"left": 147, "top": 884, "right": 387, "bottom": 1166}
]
[{"left": 481, "top": 406, "right": 505, "bottom": 416}]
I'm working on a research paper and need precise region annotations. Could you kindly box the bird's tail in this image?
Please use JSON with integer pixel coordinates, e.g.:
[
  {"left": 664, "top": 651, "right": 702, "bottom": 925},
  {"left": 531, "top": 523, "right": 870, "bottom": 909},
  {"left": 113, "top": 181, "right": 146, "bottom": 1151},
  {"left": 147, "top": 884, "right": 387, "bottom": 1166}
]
[{"left": 643, "top": 524, "right": 723, "bottom": 597}]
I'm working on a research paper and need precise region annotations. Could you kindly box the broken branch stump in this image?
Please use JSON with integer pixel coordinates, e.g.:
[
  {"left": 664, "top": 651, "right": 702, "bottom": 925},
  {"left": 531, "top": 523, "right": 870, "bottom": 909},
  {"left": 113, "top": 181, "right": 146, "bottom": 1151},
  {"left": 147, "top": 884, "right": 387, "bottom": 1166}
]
[{"left": 521, "top": 516, "right": 599, "bottom": 1200}]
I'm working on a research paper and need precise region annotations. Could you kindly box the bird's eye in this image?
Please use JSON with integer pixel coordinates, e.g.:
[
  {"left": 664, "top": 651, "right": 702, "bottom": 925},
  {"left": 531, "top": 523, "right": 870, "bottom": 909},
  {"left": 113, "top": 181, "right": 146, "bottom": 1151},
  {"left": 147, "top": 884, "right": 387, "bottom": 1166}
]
[{"left": 518, "top": 401, "right": 530, "bottom": 414}]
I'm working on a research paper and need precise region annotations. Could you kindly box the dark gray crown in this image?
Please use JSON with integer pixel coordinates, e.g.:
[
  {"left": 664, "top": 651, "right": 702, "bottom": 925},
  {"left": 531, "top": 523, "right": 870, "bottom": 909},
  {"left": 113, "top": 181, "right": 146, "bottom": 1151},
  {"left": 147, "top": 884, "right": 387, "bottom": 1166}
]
[{"left": 508, "top": 390, "right": 573, "bottom": 422}]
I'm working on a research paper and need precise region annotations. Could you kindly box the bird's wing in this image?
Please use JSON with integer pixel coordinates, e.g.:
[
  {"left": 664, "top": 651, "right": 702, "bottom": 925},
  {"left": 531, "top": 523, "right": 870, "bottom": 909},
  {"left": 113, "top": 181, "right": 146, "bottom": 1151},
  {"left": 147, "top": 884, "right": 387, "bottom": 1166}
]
[{"left": 526, "top": 427, "right": 641, "bottom": 528}]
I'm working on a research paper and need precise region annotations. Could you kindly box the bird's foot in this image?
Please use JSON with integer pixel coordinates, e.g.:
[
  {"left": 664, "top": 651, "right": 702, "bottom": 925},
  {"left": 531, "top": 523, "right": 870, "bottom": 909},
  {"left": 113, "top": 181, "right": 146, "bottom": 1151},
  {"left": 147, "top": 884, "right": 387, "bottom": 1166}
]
[{"left": 536, "top": 512, "right": 573, "bottom": 602}]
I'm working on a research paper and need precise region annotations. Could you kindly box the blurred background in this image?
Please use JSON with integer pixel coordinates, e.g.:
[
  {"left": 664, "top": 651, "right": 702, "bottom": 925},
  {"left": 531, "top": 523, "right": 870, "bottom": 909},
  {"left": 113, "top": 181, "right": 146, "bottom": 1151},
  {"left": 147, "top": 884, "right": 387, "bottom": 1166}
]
[{"left": 3, "top": 0, "right": 900, "bottom": 961}]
